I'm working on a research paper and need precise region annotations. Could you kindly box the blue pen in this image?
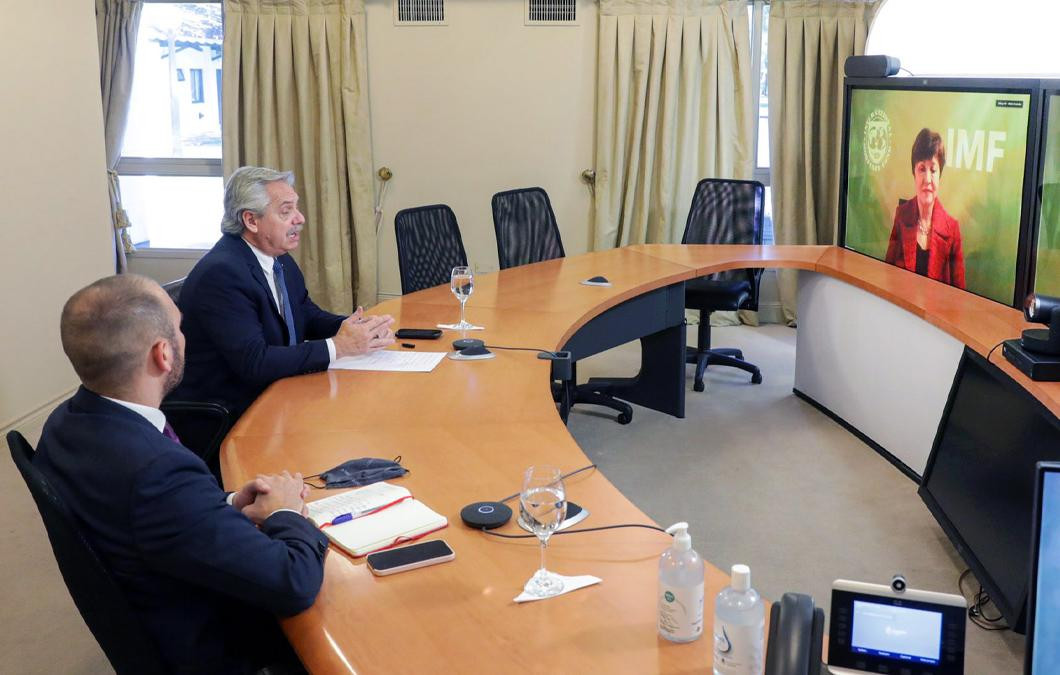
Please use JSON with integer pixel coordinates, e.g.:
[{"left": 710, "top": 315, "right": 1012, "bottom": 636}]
[{"left": 319, "top": 495, "right": 412, "bottom": 528}]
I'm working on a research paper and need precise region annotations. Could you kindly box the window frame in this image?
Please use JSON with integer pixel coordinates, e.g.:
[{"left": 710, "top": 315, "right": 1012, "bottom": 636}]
[
  {"left": 122, "top": 0, "right": 223, "bottom": 254},
  {"left": 749, "top": 0, "right": 772, "bottom": 243}
]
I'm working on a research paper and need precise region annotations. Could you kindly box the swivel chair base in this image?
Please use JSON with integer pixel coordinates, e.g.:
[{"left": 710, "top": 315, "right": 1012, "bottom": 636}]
[
  {"left": 686, "top": 320, "right": 762, "bottom": 392},
  {"left": 553, "top": 363, "right": 634, "bottom": 426}
]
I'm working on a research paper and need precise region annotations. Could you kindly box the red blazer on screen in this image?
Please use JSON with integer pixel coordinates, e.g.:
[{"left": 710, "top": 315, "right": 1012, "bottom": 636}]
[{"left": 885, "top": 198, "right": 966, "bottom": 289}]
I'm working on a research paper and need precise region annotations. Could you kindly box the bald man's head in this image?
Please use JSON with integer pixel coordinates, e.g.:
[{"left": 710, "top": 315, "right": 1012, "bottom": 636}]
[{"left": 60, "top": 274, "right": 182, "bottom": 397}]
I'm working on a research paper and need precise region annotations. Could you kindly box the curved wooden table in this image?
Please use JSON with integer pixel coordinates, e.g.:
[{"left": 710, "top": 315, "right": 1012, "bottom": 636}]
[{"left": 221, "top": 245, "right": 1059, "bottom": 673}]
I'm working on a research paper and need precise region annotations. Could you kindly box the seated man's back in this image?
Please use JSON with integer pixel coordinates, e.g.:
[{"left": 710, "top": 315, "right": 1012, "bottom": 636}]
[{"left": 38, "top": 274, "right": 328, "bottom": 674}]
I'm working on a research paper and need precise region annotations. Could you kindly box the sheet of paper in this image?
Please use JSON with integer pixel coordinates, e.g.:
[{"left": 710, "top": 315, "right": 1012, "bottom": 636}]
[{"left": 330, "top": 350, "right": 447, "bottom": 372}]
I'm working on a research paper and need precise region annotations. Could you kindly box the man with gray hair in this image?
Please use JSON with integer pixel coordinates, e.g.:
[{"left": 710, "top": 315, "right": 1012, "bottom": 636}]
[
  {"left": 170, "top": 166, "right": 394, "bottom": 418},
  {"left": 35, "top": 274, "right": 328, "bottom": 672}
]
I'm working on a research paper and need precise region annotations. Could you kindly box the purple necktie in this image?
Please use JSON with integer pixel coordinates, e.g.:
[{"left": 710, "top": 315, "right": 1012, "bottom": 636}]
[{"left": 162, "top": 422, "right": 181, "bottom": 444}]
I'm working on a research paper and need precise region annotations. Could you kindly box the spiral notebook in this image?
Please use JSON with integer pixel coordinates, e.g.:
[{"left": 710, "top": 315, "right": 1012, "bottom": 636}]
[{"left": 306, "top": 482, "right": 448, "bottom": 557}]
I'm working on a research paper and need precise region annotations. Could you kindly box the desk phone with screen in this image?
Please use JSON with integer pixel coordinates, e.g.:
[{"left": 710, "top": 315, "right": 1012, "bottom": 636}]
[{"left": 827, "top": 579, "right": 966, "bottom": 675}]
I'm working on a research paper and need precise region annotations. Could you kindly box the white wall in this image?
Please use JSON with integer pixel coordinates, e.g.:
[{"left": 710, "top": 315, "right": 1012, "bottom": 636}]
[
  {"left": 0, "top": 2, "right": 114, "bottom": 430},
  {"left": 365, "top": 0, "right": 598, "bottom": 298}
]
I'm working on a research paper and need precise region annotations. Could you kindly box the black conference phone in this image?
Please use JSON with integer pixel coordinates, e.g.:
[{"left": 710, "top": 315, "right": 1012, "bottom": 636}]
[
  {"left": 764, "top": 578, "right": 967, "bottom": 675},
  {"left": 765, "top": 593, "right": 826, "bottom": 675}
]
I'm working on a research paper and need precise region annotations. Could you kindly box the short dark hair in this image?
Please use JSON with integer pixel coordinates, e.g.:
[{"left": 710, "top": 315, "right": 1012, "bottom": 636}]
[
  {"left": 911, "top": 128, "right": 946, "bottom": 175},
  {"left": 60, "top": 275, "right": 176, "bottom": 395}
]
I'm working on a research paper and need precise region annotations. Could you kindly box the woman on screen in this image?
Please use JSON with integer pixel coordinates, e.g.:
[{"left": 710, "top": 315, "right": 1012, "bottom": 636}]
[{"left": 884, "top": 128, "right": 966, "bottom": 289}]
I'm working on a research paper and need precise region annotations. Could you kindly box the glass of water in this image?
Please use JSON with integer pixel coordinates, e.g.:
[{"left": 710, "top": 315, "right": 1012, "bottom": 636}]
[
  {"left": 448, "top": 265, "right": 475, "bottom": 330},
  {"left": 519, "top": 465, "right": 567, "bottom": 597}
]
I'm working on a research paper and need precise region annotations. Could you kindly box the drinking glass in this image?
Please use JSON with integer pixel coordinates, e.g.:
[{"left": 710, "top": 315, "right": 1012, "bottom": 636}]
[
  {"left": 443, "top": 265, "right": 476, "bottom": 331},
  {"left": 520, "top": 465, "right": 567, "bottom": 597}
]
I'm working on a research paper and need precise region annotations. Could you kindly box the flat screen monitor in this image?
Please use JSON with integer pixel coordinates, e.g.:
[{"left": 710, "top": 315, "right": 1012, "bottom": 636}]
[
  {"left": 840, "top": 79, "right": 1038, "bottom": 306},
  {"left": 918, "top": 347, "right": 1060, "bottom": 632},
  {"left": 1026, "top": 462, "right": 1060, "bottom": 673},
  {"left": 1034, "top": 91, "right": 1060, "bottom": 297}
]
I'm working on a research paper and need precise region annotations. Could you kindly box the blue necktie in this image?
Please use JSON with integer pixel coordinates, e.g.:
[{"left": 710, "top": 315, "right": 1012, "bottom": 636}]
[{"left": 272, "top": 259, "right": 298, "bottom": 346}]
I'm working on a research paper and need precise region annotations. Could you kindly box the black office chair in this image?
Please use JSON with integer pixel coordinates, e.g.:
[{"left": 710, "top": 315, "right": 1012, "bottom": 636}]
[
  {"left": 160, "top": 400, "right": 231, "bottom": 482},
  {"left": 491, "top": 187, "right": 632, "bottom": 424},
  {"left": 681, "top": 178, "right": 766, "bottom": 392},
  {"left": 7, "top": 431, "right": 168, "bottom": 674},
  {"left": 491, "top": 187, "right": 566, "bottom": 270},
  {"left": 162, "top": 276, "right": 186, "bottom": 303},
  {"left": 394, "top": 204, "right": 469, "bottom": 294}
]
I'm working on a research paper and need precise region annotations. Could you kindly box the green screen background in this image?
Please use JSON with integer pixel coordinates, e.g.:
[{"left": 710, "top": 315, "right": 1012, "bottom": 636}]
[
  {"left": 1036, "top": 95, "right": 1060, "bottom": 296},
  {"left": 845, "top": 88, "right": 1030, "bottom": 304}
]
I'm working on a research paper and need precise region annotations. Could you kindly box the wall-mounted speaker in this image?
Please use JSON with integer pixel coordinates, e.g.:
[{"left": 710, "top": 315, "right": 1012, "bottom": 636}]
[{"left": 844, "top": 55, "right": 901, "bottom": 78}]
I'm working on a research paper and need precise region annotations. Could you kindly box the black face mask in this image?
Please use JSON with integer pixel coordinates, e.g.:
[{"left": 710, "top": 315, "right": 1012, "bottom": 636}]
[{"left": 312, "top": 457, "right": 408, "bottom": 489}]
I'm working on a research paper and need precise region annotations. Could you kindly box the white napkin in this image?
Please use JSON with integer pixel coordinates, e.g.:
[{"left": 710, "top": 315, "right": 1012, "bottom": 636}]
[
  {"left": 436, "top": 323, "right": 485, "bottom": 331},
  {"left": 514, "top": 574, "right": 602, "bottom": 603}
]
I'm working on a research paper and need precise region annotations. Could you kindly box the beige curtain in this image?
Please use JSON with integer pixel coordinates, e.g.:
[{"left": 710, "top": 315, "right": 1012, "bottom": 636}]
[
  {"left": 223, "top": 0, "right": 376, "bottom": 312},
  {"left": 96, "top": 0, "right": 142, "bottom": 273},
  {"left": 594, "top": 0, "right": 755, "bottom": 251},
  {"left": 768, "top": 0, "right": 882, "bottom": 324}
]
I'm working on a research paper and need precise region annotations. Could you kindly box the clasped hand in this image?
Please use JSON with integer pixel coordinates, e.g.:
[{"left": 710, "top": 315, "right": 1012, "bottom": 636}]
[
  {"left": 333, "top": 306, "right": 395, "bottom": 358},
  {"left": 232, "top": 471, "right": 311, "bottom": 524}
]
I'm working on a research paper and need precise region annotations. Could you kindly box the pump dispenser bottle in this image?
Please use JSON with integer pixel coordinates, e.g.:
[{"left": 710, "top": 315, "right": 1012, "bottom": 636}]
[{"left": 658, "top": 522, "right": 705, "bottom": 643}]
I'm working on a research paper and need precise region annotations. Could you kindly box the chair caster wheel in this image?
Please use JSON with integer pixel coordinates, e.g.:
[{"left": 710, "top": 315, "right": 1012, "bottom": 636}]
[
  {"left": 693, "top": 381, "right": 705, "bottom": 392},
  {"left": 617, "top": 412, "right": 632, "bottom": 425},
  {"left": 751, "top": 373, "right": 763, "bottom": 384}
]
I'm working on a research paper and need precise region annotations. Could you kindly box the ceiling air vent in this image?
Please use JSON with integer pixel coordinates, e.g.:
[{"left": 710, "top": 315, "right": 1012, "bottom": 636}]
[
  {"left": 394, "top": 0, "right": 446, "bottom": 26},
  {"left": 526, "top": 0, "right": 577, "bottom": 26}
]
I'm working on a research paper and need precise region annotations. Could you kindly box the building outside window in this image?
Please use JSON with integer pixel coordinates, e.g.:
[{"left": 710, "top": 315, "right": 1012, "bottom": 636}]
[{"left": 119, "top": 2, "right": 223, "bottom": 251}]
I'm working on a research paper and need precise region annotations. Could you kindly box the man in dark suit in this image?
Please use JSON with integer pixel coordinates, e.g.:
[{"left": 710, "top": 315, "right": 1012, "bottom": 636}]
[
  {"left": 36, "top": 274, "right": 328, "bottom": 673},
  {"left": 170, "top": 165, "right": 394, "bottom": 418}
]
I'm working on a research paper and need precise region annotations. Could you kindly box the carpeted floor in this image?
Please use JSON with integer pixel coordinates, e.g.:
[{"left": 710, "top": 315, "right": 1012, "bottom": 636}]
[
  {"left": 0, "top": 324, "right": 1026, "bottom": 673},
  {"left": 569, "top": 323, "right": 1026, "bottom": 674}
]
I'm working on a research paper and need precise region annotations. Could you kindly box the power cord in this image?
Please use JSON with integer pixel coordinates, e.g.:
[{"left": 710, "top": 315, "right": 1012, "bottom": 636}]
[
  {"left": 957, "top": 569, "right": 1009, "bottom": 631},
  {"left": 480, "top": 523, "right": 667, "bottom": 539},
  {"left": 496, "top": 464, "right": 598, "bottom": 504},
  {"left": 986, "top": 339, "right": 1006, "bottom": 363}
]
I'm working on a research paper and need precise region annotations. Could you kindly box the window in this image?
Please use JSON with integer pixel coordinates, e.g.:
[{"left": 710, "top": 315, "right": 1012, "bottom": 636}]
[
  {"left": 749, "top": 0, "right": 773, "bottom": 244},
  {"left": 119, "top": 2, "right": 223, "bottom": 250},
  {"left": 190, "top": 68, "right": 204, "bottom": 103},
  {"left": 868, "top": 0, "right": 1060, "bottom": 77}
]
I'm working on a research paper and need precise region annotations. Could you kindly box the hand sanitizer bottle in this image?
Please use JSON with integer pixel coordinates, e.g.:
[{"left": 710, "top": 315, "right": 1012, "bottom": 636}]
[
  {"left": 713, "top": 564, "right": 765, "bottom": 675},
  {"left": 658, "top": 522, "right": 704, "bottom": 643}
]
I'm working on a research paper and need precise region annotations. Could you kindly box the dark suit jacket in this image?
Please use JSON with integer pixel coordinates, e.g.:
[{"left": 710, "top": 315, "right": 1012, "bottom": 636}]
[
  {"left": 170, "top": 233, "right": 346, "bottom": 417},
  {"left": 34, "top": 387, "right": 329, "bottom": 674},
  {"left": 885, "top": 198, "right": 966, "bottom": 289}
]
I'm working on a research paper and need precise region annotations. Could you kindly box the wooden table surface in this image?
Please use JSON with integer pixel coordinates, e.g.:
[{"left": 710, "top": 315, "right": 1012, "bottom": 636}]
[{"left": 222, "top": 245, "right": 1059, "bottom": 673}]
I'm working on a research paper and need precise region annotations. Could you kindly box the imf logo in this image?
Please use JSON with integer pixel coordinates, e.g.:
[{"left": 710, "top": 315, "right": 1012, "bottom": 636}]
[{"left": 863, "top": 109, "right": 892, "bottom": 172}]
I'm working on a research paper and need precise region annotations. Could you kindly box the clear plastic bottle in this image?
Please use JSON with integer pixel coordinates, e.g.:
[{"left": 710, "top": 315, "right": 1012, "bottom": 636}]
[
  {"left": 658, "top": 522, "right": 705, "bottom": 643},
  {"left": 713, "top": 564, "right": 765, "bottom": 675}
]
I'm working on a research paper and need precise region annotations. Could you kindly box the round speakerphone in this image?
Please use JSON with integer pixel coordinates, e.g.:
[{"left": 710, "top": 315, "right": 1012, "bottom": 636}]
[{"left": 460, "top": 501, "right": 513, "bottom": 529}]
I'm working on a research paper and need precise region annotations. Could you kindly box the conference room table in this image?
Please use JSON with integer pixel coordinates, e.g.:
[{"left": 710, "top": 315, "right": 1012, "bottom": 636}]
[{"left": 221, "top": 245, "right": 1059, "bottom": 673}]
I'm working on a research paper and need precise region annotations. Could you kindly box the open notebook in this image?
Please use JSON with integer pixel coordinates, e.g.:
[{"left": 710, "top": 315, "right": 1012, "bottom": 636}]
[{"left": 306, "top": 482, "right": 447, "bottom": 557}]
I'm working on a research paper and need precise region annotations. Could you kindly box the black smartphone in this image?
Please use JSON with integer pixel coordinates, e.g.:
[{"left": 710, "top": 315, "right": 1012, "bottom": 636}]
[
  {"left": 366, "top": 540, "right": 455, "bottom": 576},
  {"left": 395, "top": 328, "right": 443, "bottom": 340}
]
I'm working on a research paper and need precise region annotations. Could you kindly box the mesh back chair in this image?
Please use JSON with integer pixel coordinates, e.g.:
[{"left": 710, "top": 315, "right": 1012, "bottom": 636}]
[
  {"left": 491, "top": 187, "right": 632, "bottom": 424},
  {"left": 7, "top": 431, "right": 168, "bottom": 674},
  {"left": 159, "top": 400, "right": 231, "bottom": 482},
  {"left": 395, "top": 205, "right": 469, "bottom": 295},
  {"left": 681, "top": 178, "right": 766, "bottom": 392},
  {"left": 491, "top": 187, "right": 566, "bottom": 270}
]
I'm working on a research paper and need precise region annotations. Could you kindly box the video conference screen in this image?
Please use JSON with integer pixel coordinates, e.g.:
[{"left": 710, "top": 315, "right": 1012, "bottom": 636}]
[
  {"left": 1036, "top": 93, "right": 1060, "bottom": 296},
  {"left": 851, "top": 600, "right": 942, "bottom": 665},
  {"left": 843, "top": 86, "right": 1032, "bottom": 304}
]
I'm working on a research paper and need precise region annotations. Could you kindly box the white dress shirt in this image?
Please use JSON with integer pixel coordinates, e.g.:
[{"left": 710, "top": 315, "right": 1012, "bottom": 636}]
[{"left": 241, "top": 238, "right": 336, "bottom": 362}]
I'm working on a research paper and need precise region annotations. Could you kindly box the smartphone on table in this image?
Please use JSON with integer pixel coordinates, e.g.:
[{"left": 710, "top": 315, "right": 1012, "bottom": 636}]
[
  {"left": 366, "top": 540, "right": 455, "bottom": 576},
  {"left": 394, "top": 328, "right": 443, "bottom": 340}
]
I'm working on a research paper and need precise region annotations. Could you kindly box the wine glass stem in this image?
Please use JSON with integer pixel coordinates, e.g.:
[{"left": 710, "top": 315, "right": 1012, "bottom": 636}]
[
  {"left": 539, "top": 538, "right": 547, "bottom": 573},
  {"left": 459, "top": 299, "right": 467, "bottom": 326}
]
